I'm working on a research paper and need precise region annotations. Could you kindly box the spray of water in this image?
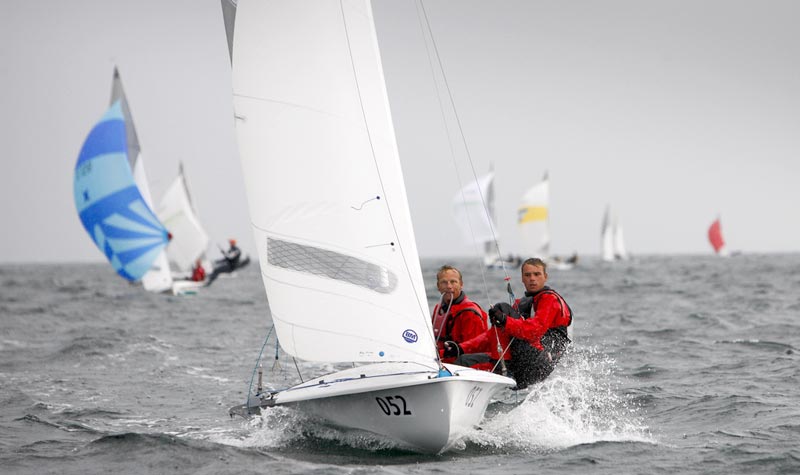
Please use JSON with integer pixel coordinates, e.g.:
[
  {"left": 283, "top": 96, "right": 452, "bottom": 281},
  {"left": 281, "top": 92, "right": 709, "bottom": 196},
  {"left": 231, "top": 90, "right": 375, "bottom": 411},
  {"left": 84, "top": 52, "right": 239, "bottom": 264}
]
[
  {"left": 210, "top": 406, "right": 307, "bottom": 448},
  {"left": 467, "top": 346, "right": 653, "bottom": 451}
]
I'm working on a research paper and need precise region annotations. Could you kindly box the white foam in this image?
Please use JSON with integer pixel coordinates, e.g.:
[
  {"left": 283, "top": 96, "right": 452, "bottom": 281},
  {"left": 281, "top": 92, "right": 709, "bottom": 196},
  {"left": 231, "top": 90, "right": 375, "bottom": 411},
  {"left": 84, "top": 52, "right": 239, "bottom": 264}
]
[
  {"left": 209, "top": 406, "right": 308, "bottom": 449},
  {"left": 467, "top": 346, "right": 654, "bottom": 451}
]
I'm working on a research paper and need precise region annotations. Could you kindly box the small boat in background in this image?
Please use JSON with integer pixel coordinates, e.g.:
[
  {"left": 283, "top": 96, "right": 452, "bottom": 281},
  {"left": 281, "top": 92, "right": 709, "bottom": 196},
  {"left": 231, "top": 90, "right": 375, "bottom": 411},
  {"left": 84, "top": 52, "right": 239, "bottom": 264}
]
[
  {"left": 74, "top": 69, "right": 201, "bottom": 295},
  {"left": 518, "top": 172, "right": 573, "bottom": 269},
  {"left": 708, "top": 217, "right": 729, "bottom": 256},
  {"left": 74, "top": 68, "right": 174, "bottom": 293},
  {"left": 601, "top": 205, "right": 628, "bottom": 262},
  {"left": 157, "top": 163, "right": 211, "bottom": 293},
  {"left": 518, "top": 171, "right": 550, "bottom": 260}
]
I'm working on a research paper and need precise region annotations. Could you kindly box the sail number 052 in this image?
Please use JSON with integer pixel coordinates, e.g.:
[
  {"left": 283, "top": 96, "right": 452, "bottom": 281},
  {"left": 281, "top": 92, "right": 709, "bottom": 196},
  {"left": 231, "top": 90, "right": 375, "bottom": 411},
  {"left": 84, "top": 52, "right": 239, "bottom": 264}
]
[{"left": 375, "top": 395, "right": 412, "bottom": 416}]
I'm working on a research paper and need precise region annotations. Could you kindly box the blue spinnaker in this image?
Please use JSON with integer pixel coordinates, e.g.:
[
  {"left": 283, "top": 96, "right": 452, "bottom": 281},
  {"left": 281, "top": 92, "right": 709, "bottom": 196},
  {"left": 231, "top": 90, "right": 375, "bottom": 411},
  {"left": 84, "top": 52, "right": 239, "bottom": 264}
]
[{"left": 74, "top": 100, "right": 169, "bottom": 281}]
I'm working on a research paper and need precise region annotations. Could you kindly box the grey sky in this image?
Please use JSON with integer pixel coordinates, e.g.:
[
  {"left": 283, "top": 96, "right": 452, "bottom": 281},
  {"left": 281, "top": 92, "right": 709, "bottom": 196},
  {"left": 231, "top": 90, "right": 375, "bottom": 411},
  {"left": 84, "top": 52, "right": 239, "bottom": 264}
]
[{"left": 2, "top": 0, "right": 798, "bottom": 264}]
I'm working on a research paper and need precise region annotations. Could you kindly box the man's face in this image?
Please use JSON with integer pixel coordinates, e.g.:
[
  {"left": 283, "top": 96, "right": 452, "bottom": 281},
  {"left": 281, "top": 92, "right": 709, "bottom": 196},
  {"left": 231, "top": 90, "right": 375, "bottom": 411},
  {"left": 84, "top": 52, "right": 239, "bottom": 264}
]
[
  {"left": 437, "top": 269, "right": 463, "bottom": 301},
  {"left": 521, "top": 263, "right": 547, "bottom": 293}
]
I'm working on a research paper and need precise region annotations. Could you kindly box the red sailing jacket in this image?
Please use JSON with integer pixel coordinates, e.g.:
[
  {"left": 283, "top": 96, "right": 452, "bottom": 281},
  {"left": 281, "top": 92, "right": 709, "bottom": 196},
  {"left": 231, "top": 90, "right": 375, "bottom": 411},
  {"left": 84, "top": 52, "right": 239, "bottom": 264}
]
[
  {"left": 458, "top": 324, "right": 513, "bottom": 361},
  {"left": 459, "top": 287, "right": 571, "bottom": 358},
  {"left": 191, "top": 265, "right": 206, "bottom": 282},
  {"left": 431, "top": 293, "right": 487, "bottom": 363},
  {"left": 506, "top": 288, "right": 572, "bottom": 351}
]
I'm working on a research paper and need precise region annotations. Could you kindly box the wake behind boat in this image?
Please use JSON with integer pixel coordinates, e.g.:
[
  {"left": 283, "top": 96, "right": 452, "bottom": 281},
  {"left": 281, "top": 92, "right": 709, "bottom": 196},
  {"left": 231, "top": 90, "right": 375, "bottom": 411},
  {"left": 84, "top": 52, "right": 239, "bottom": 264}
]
[{"left": 225, "top": 0, "right": 515, "bottom": 453}]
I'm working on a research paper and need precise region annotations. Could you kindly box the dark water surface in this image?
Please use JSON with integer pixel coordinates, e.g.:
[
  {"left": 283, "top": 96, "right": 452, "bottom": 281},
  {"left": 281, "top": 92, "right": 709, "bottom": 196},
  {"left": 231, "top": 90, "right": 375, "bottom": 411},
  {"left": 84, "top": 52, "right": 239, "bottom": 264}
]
[{"left": 1, "top": 255, "right": 799, "bottom": 474}]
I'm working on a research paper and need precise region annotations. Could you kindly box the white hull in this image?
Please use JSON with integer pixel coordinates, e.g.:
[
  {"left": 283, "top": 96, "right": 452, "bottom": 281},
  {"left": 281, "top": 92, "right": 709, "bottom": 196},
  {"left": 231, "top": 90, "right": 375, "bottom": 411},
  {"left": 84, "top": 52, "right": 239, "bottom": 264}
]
[
  {"left": 170, "top": 280, "right": 204, "bottom": 296},
  {"left": 252, "top": 362, "right": 515, "bottom": 453},
  {"left": 548, "top": 261, "right": 574, "bottom": 271}
]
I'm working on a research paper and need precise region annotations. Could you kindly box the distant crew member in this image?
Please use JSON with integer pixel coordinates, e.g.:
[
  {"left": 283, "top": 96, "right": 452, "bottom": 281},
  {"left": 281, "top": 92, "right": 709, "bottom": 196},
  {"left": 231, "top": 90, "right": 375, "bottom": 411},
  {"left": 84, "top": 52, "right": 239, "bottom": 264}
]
[
  {"left": 190, "top": 259, "right": 206, "bottom": 282},
  {"left": 205, "top": 238, "right": 243, "bottom": 286}
]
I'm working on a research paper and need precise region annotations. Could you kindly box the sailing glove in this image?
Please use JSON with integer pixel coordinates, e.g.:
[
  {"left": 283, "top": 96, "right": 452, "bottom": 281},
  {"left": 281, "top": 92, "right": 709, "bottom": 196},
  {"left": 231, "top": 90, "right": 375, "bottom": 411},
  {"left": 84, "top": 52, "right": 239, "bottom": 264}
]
[
  {"left": 442, "top": 341, "right": 461, "bottom": 358},
  {"left": 489, "top": 304, "right": 507, "bottom": 328}
]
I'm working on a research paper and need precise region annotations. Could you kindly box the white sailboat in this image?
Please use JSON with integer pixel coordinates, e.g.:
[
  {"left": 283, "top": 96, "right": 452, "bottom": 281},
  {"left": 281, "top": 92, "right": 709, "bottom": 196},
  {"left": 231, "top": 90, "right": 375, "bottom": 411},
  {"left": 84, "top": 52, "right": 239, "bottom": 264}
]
[
  {"left": 601, "top": 205, "right": 628, "bottom": 262},
  {"left": 228, "top": 0, "right": 515, "bottom": 453},
  {"left": 517, "top": 171, "right": 575, "bottom": 269},
  {"left": 451, "top": 171, "right": 505, "bottom": 267},
  {"left": 156, "top": 163, "right": 211, "bottom": 293},
  {"left": 518, "top": 171, "right": 550, "bottom": 258}
]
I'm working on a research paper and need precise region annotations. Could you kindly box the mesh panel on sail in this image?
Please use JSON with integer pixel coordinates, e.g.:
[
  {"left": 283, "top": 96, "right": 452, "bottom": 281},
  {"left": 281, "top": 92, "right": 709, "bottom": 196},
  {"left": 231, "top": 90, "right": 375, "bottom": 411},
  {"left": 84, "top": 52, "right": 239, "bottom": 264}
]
[{"left": 267, "top": 238, "right": 397, "bottom": 294}]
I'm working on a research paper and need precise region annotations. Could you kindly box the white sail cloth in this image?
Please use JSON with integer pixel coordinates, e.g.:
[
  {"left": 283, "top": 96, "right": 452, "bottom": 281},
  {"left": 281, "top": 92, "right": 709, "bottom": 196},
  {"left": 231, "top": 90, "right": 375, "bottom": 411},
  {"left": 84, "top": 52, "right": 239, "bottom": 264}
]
[{"left": 232, "top": 0, "right": 436, "bottom": 365}]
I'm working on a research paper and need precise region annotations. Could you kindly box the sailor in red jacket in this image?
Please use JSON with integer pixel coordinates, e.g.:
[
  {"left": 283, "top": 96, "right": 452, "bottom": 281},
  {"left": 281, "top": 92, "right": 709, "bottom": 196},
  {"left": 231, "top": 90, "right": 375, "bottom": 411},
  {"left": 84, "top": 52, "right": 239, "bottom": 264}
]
[
  {"left": 445, "top": 257, "right": 572, "bottom": 388},
  {"left": 431, "top": 266, "right": 488, "bottom": 363},
  {"left": 190, "top": 259, "right": 206, "bottom": 282}
]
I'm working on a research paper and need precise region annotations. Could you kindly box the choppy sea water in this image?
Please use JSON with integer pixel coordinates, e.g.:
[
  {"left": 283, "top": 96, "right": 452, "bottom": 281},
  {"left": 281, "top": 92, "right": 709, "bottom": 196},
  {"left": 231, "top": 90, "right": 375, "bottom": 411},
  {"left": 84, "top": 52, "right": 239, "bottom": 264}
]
[{"left": 1, "top": 255, "right": 799, "bottom": 474}]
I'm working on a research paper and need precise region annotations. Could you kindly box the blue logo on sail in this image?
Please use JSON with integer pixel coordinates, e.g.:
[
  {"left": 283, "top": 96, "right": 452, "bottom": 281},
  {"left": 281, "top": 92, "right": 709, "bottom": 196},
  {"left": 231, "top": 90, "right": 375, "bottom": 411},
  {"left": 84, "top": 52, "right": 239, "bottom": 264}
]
[{"left": 402, "top": 329, "right": 418, "bottom": 343}]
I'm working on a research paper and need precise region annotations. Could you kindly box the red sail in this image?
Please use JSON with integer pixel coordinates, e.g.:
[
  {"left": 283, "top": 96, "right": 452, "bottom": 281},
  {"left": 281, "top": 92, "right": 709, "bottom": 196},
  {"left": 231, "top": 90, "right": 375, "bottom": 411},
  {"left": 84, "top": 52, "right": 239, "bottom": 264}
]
[{"left": 708, "top": 219, "right": 725, "bottom": 253}]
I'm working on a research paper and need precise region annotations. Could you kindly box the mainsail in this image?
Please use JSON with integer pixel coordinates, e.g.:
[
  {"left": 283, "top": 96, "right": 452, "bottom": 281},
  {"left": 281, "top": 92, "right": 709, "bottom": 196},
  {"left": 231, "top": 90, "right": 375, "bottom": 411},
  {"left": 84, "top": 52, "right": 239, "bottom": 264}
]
[
  {"left": 232, "top": 0, "right": 436, "bottom": 365},
  {"left": 157, "top": 164, "right": 211, "bottom": 272},
  {"left": 518, "top": 172, "right": 550, "bottom": 259},
  {"left": 74, "top": 69, "right": 170, "bottom": 283},
  {"left": 601, "top": 205, "right": 628, "bottom": 261},
  {"left": 452, "top": 172, "right": 501, "bottom": 265}
]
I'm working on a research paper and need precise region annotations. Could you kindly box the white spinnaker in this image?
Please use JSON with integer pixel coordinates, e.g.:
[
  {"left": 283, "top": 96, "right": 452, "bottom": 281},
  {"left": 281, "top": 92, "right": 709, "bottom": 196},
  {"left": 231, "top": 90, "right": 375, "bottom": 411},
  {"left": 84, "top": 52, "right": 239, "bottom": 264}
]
[
  {"left": 232, "top": 0, "right": 435, "bottom": 365},
  {"left": 157, "top": 174, "right": 210, "bottom": 272},
  {"left": 518, "top": 176, "right": 550, "bottom": 259}
]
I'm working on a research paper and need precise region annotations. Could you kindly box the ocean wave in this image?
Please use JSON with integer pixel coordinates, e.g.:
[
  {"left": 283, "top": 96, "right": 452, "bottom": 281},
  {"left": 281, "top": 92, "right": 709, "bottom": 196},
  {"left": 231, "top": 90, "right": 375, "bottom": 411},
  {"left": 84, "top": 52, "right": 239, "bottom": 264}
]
[{"left": 713, "top": 339, "right": 797, "bottom": 353}]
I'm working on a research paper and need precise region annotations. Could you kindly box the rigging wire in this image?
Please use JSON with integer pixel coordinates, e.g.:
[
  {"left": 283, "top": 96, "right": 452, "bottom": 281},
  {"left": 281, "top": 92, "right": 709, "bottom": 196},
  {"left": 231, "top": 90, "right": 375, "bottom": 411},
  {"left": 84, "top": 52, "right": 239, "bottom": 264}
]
[
  {"left": 415, "top": 0, "right": 519, "bottom": 374},
  {"left": 246, "top": 324, "right": 274, "bottom": 405},
  {"left": 414, "top": 0, "right": 515, "bottom": 305}
]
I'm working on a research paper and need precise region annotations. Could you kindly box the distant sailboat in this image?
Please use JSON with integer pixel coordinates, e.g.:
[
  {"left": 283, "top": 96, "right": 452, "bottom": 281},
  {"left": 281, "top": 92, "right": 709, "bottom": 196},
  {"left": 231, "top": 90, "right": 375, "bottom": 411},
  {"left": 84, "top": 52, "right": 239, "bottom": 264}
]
[
  {"left": 518, "top": 171, "right": 550, "bottom": 259},
  {"left": 452, "top": 171, "right": 505, "bottom": 267},
  {"left": 518, "top": 172, "right": 573, "bottom": 269},
  {"left": 708, "top": 217, "right": 729, "bottom": 256},
  {"left": 157, "top": 163, "right": 211, "bottom": 273},
  {"left": 601, "top": 205, "right": 628, "bottom": 261},
  {"left": 74, "top": 68, "right": 173, "bottom": 292}
]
